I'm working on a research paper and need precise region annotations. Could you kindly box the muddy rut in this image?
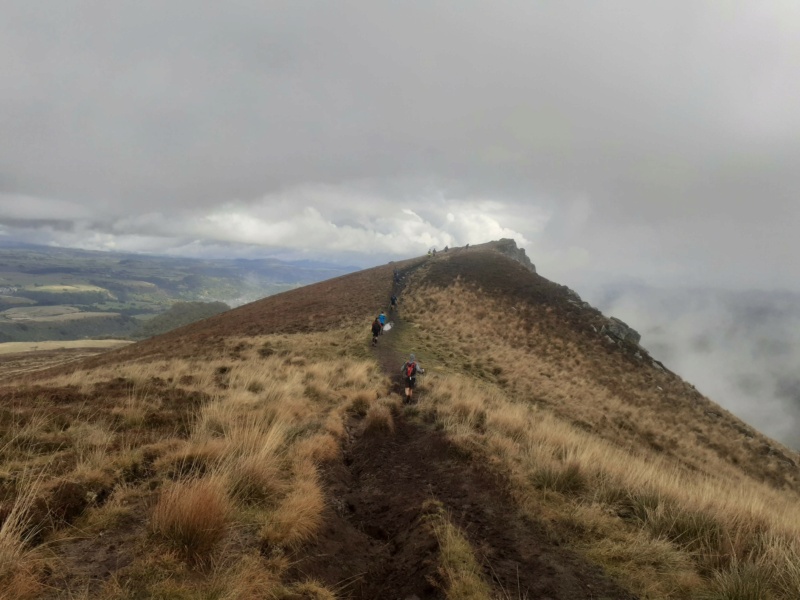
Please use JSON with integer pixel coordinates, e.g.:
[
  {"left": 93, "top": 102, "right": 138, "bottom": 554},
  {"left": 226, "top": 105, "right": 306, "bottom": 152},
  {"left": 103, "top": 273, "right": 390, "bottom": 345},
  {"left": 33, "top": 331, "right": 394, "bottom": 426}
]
[{"left": 289, "top": 285, "right": 636, "bottom": 599}]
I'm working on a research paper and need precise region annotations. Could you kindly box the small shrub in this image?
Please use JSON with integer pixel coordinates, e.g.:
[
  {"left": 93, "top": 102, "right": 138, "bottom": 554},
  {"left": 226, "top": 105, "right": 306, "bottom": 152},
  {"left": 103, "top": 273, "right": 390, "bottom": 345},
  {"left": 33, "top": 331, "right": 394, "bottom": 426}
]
[
  {"left": 150, "top": 475, "right": 231, "bottom": 564},
  {"left": 295, "top": 434, "right": 340, "bottom": 464}
]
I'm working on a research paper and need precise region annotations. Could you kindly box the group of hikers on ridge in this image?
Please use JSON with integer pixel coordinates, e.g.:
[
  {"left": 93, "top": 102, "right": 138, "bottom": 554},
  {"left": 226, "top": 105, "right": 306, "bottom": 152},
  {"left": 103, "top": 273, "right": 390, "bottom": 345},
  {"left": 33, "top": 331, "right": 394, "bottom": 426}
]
[
  {"left": 371, "top": 294, "right": 399, "bottom": 346},
  {"left": 371, "top": 270, "right": 424, "bottom": 403}
]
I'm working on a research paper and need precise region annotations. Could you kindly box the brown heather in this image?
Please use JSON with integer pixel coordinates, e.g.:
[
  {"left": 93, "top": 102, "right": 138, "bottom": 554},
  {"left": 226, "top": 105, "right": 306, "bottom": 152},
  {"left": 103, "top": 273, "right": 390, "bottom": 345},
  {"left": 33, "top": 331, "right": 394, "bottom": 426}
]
[{"left": 0, "top": 246, "right": 798, "bottom": 598}]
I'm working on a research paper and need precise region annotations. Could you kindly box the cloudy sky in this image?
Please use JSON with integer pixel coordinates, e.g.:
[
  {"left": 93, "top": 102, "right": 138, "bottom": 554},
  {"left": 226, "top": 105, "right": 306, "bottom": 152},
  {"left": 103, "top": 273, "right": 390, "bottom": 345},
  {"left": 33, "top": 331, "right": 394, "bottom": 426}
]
[
  {"left": 2, "top": 1, "right": 798, "bottom": 284},
  {"left": 2, "top": 2, "right": 799, "bottom": 443}
]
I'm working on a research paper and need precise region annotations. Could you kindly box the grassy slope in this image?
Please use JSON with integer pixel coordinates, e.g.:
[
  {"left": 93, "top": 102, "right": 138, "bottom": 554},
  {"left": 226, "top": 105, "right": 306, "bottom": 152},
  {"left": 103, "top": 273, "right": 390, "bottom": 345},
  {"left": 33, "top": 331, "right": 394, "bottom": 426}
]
[
  {"left": 397, "top": 246, "right": 800, "bottom": 598},
  {"left": 1, "top": 244, "right": 799, "bottom": 599}
]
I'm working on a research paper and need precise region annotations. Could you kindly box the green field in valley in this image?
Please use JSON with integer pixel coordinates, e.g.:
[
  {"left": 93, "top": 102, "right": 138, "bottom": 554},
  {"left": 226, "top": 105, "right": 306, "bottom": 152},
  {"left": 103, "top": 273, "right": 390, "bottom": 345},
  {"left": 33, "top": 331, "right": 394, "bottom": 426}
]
[{"left": 0, "top": 245, "right": 356, "bottom": 342}]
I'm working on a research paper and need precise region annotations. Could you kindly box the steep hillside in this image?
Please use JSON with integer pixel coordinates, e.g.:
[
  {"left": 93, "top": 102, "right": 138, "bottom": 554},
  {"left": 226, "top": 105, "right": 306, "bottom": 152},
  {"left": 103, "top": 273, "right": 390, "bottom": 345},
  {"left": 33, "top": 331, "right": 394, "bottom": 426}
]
[
  {"left": 1, "top": 241, "right": 799, "bottom": 600},
  {"left": 404, "top": 245, "right": 799, "bottom": 491}
]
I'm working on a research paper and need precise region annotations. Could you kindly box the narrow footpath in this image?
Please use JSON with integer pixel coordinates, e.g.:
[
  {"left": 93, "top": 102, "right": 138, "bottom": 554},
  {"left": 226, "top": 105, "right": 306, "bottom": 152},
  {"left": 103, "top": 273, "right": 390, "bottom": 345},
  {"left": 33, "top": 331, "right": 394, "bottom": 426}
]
[{"left": 288, "top": 278, "right": 637, "bottom": 600}]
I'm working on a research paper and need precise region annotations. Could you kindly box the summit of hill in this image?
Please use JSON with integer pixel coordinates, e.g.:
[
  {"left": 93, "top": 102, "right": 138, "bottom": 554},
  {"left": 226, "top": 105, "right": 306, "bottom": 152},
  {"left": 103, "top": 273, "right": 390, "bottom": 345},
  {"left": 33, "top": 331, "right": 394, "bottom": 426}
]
[{"left": 2, "top": 240, "right": 800, "bottom": 599}]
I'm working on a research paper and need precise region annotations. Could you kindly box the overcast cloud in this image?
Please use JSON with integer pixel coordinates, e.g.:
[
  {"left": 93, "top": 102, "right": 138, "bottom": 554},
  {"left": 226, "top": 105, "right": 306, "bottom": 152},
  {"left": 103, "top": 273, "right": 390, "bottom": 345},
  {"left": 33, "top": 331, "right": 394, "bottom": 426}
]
[{"left": 2, "top": 2, "right": 799, "bottom": 443}]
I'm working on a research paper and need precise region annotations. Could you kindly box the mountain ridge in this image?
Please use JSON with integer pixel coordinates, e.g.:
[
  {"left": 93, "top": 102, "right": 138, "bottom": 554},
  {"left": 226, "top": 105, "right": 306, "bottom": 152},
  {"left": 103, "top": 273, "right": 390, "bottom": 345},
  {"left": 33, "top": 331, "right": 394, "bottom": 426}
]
[{"left": 2, "top": 240, "right": 800, "bottom": 599}]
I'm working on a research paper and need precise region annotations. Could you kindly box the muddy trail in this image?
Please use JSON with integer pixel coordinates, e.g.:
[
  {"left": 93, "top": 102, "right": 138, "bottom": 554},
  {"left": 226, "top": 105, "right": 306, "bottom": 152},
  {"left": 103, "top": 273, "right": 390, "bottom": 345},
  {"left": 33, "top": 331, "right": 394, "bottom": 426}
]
[{"left": 289, "top": 283, "right": 636, "bottom": 600}]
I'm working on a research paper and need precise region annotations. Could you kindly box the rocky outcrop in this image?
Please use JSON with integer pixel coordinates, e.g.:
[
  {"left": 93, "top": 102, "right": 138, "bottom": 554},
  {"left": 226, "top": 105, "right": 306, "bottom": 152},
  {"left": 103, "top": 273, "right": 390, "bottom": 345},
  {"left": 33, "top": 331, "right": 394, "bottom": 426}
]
[
  {"left": 603, "top": 317, "right": 641, "bottom": 345},
  {"left": 492, "top": 239, "right": 536, "bottom": 273}
]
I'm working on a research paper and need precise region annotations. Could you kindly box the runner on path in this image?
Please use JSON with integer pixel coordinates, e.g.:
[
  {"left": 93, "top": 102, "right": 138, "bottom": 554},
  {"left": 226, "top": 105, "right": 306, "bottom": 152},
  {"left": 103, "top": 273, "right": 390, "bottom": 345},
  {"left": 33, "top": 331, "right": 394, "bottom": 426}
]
[{"left": 401, "top": 353, "right": 424, "bottom": 403}]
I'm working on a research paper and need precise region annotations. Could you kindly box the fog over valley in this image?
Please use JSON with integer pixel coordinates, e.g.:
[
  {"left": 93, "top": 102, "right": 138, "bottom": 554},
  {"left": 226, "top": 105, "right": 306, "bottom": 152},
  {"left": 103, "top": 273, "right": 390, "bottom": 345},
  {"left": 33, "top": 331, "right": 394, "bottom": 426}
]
[{"left": 591, "top": 285, "right": 800, "bottom": 449}]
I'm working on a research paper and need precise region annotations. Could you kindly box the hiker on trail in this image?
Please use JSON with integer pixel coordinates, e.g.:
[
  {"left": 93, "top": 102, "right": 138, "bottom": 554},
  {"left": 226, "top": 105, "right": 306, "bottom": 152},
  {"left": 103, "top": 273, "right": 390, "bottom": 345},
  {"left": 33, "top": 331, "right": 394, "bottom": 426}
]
[
  {"left": 401, "top": 353, "right": 424, "bottom": 403},
  {"left": 444, "top": 245, "right": 448, "bottom": 252},
  {"left": 390, "top": 294, "right": 398, "bottom": 312},
  {"left": 393, "top": 269, "right": 401, "bottom": 283},
  {"left": 427, "top": 249, "right": 432, "bottom": 257},
  {"left": 371, "top": 318, "right": 382, "bottom": 346},
  {"left": 378, "top": 311, "right": 387, "bottom": 332}
]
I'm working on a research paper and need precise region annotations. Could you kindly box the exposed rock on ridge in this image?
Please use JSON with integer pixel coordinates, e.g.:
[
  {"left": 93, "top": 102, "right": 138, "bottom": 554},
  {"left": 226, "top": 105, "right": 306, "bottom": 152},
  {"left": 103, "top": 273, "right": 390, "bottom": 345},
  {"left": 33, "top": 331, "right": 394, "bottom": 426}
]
[
  {"left": 603, "top": 316, "right": 642, "bottom": 345},
  {"left": 491, "top": 238, "right": 536, "bottom": 273}
]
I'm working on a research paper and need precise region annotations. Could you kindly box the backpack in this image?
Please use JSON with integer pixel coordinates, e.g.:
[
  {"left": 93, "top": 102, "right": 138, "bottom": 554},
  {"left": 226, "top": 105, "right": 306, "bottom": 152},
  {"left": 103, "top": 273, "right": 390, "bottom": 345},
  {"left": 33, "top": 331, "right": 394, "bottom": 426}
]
[{"left": 406, "top": 362, "right": 416, "bottom": 378}]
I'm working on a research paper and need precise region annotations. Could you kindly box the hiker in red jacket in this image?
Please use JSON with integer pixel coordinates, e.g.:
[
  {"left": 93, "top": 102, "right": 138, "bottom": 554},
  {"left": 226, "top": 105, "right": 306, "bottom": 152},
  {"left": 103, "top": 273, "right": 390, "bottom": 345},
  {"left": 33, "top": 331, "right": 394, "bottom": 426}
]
[{"left": 401, "top": 353, "right": 424, "bottom": 403}]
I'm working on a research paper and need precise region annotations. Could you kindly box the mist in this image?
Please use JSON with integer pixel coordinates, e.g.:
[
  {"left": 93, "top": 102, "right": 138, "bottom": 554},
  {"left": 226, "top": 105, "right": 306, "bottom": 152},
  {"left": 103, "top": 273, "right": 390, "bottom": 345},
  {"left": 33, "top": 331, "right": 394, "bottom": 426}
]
[{"left": 589, "top": 285, "right": 800, "bottom": 450}]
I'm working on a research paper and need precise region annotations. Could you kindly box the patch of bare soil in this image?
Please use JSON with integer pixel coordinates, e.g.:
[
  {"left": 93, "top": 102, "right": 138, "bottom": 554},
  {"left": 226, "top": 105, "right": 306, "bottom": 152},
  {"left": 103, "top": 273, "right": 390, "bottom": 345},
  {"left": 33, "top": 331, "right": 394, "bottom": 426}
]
[{"left": 294, "top": 413, "right": 636, "bottom": 600}]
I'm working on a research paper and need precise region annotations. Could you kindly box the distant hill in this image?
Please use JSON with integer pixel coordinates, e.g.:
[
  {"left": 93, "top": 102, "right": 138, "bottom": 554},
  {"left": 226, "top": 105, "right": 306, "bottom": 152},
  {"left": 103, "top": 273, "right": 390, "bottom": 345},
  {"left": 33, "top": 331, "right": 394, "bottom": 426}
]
[
  {"left": 131, "top": 301, "right": 230, "bottom": 340},
  {"left": 0, "top": 245, "right": 357, "bottom": 342},
  {"left": 2, "top": 240, "right": 799, "bottom": 600}
]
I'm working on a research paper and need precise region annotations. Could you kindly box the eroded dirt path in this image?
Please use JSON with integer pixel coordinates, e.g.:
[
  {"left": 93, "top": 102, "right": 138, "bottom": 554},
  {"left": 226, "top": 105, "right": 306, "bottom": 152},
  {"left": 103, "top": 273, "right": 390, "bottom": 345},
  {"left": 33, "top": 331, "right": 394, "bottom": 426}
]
[{"left": 291, "top": 272, "right": 636, "bottom": 599}]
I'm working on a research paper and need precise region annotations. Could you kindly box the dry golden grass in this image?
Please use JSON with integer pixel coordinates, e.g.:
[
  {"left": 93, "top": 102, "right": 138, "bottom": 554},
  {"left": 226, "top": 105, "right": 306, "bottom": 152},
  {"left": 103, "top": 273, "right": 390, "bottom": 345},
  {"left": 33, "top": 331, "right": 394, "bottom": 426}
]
[
  {"left": 401, "top": 280, "right": 800, "bottom": 599},
  {"left": 424, "top": 500, "right": 493, "bottom": 600},
  {"left": 0, "top": 330, "right": 383, "bottom": 596},
  {"left": 0, "top": 340, "right": 133, "bottom": 355},
  {"left": 364, "top": 403, "right": 395, "bottom": 436},
  {"left": 0, "top": 470, "right": 46, "bottom": 600},
  {"left": 150, "top": 474, "right": 232, "bottom": 564},
  {"left": 205, "top": 552, "right": 281, "bottom": 600},
  {"left": 8, "top": 255, "right": 800, "bottom": 598},
  {"left": 260, "top": 469, "right": 325, "bottom": 550}
]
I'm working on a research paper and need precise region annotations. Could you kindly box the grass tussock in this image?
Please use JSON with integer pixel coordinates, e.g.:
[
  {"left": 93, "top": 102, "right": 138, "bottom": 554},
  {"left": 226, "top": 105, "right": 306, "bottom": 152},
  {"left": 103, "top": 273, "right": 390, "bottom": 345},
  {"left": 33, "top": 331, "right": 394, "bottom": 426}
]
[
  {"left": 0, "top": 326, "right": 382, "bottom": 593},
  {"left": 425, "top": 500, "right": 493, "bottom": 600},
  {"left": 150, "top": 474, "right": 231, "bottom": 563},
  {"left": 531, "top": 461, "right": 587, "bottom": 496},
  {"left": 260, "top": 471, "right": 325, "bottom": 549},
  {"left": 0, "top": 471, "right": 45, "bottom": 600},
  {"left": 364, "top": 403, "right": 395, "bottom": 436},
  {"left": 207, "top": 553, "right": 281, "bottom": 600}
]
